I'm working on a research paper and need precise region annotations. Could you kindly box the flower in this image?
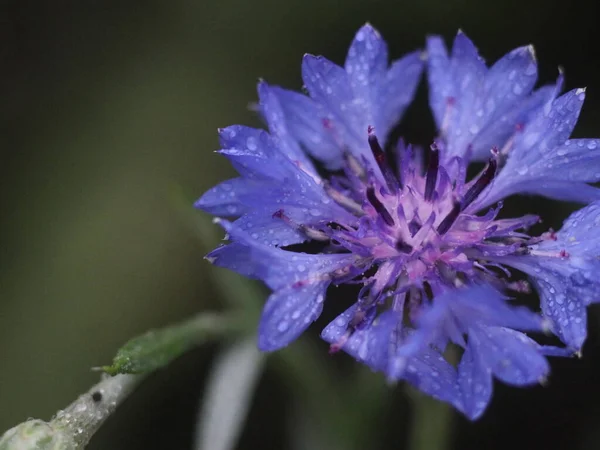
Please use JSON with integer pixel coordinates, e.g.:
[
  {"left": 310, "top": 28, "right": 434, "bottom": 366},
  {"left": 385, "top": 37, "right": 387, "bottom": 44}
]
[{"left": 196, "top": 24, "right": 600, "bottom": 419}]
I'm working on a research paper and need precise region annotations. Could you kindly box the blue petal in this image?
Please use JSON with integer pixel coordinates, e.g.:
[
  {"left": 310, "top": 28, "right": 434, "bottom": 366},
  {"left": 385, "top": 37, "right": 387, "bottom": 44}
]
[
  {"left": 481, "top": 179, "right": 600, "bottom": 208},
  {"left": 479, "top": 87, "right": 598, "bottom": 206},
  {"left": 471, "top": 84, "right": 555, "bottom": 162},
  {"left": 345, "top": 25, "right": 423, "bottom": 144},
  {"left": 426, "top": 35, "right": 453, "bottom": 129},
  {"left": 402, "top": 346, "right": 464, "bottom": 413},
  {"left": 448, "top": 285, "right": 547, "bottom": 332},
  {"left": 443, "top": 32, "right": 487, "bottom": 159},
  {"left": 531, "top": 275, "right": 587, "bottom": 350},
  {"left": 195, "top": 177, "right": 249, "bottom": 216},
  {"left": 551, "top": 201, "right": 600, "bottom": 254},
  {"left": 300, "top": 27, "right": 423, "bottom": 177},
  {"left": 493, "top": 202, "right": 600, "bottom": 349},
  {"left": 302, "top": 54, "right": 365, "bottom": 157},
  {"left": 376, "top": 51, "right": 423, "bottom": 142},
  {"left": 234, "top": 211, "right": 307, "bottom": 247},
  {"left": 458, "top": 341, "right": 493, "bottom": 420},
  {"left": 469, "top": 47, "right": 542, "bottom": 159},
  {"left": 215, "top": 219, "right": 360, "bottom": 290},
  {"left": 265, "top": 86, "right": 343, "bottom": 168},
  {"left": 344, "top": 24, "right": 388, "bottom": 97},
  {"left": 217, "top": 126, "right": 291, "bottom": 180},
  {"left": 544, "top": 139, "right": 600, "bottom": 182},
  {"left": 217, "top": 126, "right": 356, "bottom": 225},
  {"left": 470, "top": 326, "right": 549, "bottom": 386},
  {"left": 427, "top": 31, "right": 547, "bottom": 163},
  {"left": 321, "top": 304, "right": 357, "bottom": 343},
  {"left": 257, "top": 81, "right": 317, "bottom": 174},
  {"left": 342, "top": 311, "right": 397, "bottom": 371},
  {"left": 206, "top": 243, "right": 258, "bottom": 280},
  {"left": 495, "top": 255, "right": 593, "bottom": 350},
  {"left": 394, "top": 284, "right": 545, "bottom": 367},
  {"left": 519, "top": 88, "right": 586, "bottom": 153},
  {"left": 258, "top": 281, "right": 328, "bottom": 351}
]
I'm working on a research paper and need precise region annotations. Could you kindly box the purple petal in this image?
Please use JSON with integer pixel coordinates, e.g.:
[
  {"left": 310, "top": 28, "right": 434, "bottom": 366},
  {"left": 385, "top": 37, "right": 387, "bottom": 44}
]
[
  {"left": 376, "top": 51, "right": 423, "bottom": 141},
  {"left": 426, "top": 35, "right": 453, "bottom": 129},
  {"left": 458, "top": 342, "right": 493, "bottom": 420},
  {"left": 301, "top": 54, "right": 364, "bottom": 154},
  {"left": 215, "top": 219, "right": 360, "bottom": 290},
  {"left": 207, "top": 243, "right": 258, "bottom": 280},
  {"left": 321, "top": 304, "right": 358, "bottom": 344},
  {"left": 195, "top": 177, "right": 249, "bottom": 216},
  {"left": 258, "top": 281, "right": 328, "bottom": 351},
  {"left": 471, "top": 326, "right": 549, "bottom": 386},
  {"left": 342, "top": 311, "right": 397, "bottom": 371},
  {"left": 479, "top": 87, "right": 595, "bottom": 206},
  {"left": 234, "top": 211, "right": 307, "bottom": 247},
  {"left": 402, "top": 347, "right": 464, "bottom": 413},
  {"left": 344, "top": 24, "right": 388, "bottom": 95},
  {"left": 257, "top": 81, "right": 318, "bottom": 175},
  {"left": 266, "top": 86, "right": 343, "bottom": 168},
  {"left": 532, "top": 276, "right": 587, "bottom": 350}
]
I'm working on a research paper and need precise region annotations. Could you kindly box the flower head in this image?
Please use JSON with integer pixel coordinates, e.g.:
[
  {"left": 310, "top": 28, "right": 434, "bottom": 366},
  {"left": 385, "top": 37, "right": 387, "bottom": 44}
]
[{"left": 196, "top": 25, "right": 600, "bottom": 419}]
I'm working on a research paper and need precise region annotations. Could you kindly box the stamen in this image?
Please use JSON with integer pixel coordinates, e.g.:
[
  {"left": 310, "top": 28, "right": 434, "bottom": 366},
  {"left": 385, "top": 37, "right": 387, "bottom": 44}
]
[
  {"left": 344, "top": 152, "right": 367, "bottom": 180},
  {"left": 461, "top": 158, "right": 497, "bottom": 209},
  {"left": 408, "top": 219, "right": 421, "bottom": 237},
  {"left": 396, "top": 240, "right": 413, "bottom": 254},
  {"left": 323, "top": 181, "right": 365, "bottom": 216},
  {"left": 272, "top": 209, "right": 330, "bottom": 241},
  {"left": 366, "top": 186, "right": 395, "bottom": 226},
  {"left": 424, "top": 143, "right": 439, "bottom": 202},
  {"left": 422, "top": 282, "right": 434, "bottom": 301},
  {"left": 437, "top": 201, "right": 461, "bottom": 235},
  {"left": 368, "top": 126, "right": 400, "bottom": 192}
]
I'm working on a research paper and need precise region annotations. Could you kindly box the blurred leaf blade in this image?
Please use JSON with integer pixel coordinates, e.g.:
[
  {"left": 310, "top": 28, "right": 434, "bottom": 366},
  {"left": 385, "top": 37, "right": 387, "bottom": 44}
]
[
  {"left": 195, "top": 337, "right": 266, "bottom": 450},
  {"left": 103, "top": 312, "right": 242, "bottom": 375},
  {"left": 169, "top": 183, "right": 266, "bottom": 312}
]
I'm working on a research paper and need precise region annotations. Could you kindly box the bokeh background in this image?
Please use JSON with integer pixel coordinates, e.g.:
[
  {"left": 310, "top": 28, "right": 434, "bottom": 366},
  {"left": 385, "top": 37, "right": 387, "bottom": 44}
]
[{"left": 2, "top": 1, "right": 600, "bottom": 449}]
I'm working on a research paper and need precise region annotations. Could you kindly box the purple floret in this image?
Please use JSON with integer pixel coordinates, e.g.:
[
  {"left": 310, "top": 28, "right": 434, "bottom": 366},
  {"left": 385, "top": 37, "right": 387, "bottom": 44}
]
[{"left": 196, "top": 24, "right": 600, "bottom": 419}]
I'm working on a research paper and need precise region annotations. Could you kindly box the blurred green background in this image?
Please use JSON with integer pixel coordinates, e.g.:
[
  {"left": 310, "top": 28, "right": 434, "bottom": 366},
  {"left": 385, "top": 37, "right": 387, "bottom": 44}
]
[{"left": 2, "top": 1, "right": 600, "bottom": 449}]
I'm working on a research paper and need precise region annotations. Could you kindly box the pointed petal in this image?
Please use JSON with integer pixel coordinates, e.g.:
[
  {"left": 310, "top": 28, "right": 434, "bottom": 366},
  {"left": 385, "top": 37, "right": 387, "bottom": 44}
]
[
  {"left": 345, "top": 24, "right": 388, "bottom": 94},
  {"left": 346, "top": 311, "right": 397, "bottom": 371},
  {"left": 321, "top": 304, "right": 357, "bottom": 343},
  {"left": 458, "top": 341, "right": 493, "bottom": 420},
  {"left": 543, "top": 139, "right": 600, "bottom": 182},
  {"left": 195, "top": 178, "right": 249, "bottom": 216},
  {"left": 301, "top": 54, "right": 364, "bottom": 152},
  {"left": 258, "top": 281, "right": 328, "bottom": 351},
  {"left": 234, "top": 211, "right": 307, "bottom": 247},
  {"left": 376, "top": 51, "right": 423, "bottom": 139},
  {"left": 471, "top": 83, "right": 555, "bottom": 161},
  {"left": 479, "top": 88, "right": 596, "bottom": 207},
  {"left": 207, "top": 243, "right": 258, "bottom": 280},
  {"left": 471, "top": 326, "right": 549, "bottom": 386},
  {"left": 402, "top": 347, "right": 464, "bottom": 412},
  {"left": 426, "top": 35, "right": 453, "bottom": 129},
  {"left": 266, "top": 86, "right": 343, "bottom": 167},
  {"left": 532, "top": 276, "right": 587, "bottom": 350},
  {"left": 215, "top": 219, "right": 359, "bottom": 290},
  {"left": 257, "top": 81, "right": 317, "bottom": 174}
]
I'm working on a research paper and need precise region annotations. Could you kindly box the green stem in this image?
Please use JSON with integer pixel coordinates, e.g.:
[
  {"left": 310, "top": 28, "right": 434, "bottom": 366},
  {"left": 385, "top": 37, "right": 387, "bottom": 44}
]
[
  {"left": 407, "top": 346, "right": 458, "bottom": 450},
  {"left": 407, "top": 390, "right": 454, "bottom": 450}
]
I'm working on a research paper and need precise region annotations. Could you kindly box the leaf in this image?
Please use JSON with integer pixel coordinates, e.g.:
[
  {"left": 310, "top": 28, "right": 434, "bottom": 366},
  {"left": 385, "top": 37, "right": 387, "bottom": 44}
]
[
  {"left": 102, "top": 313, "right": 241, "bottom": 375},
  {"left": 194, "top": 338, "right": 265, "bottom": 450}
]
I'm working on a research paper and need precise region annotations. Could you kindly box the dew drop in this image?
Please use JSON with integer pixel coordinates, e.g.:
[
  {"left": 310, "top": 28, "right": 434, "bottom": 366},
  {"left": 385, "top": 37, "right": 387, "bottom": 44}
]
[{"left": 246, "top": 137, "right": 258, "bottom": 151}]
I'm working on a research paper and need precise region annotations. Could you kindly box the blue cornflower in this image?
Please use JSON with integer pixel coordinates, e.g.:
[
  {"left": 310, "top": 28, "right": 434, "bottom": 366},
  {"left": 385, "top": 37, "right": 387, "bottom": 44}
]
[{"left": 196, "top": 25, "right": 600, "bottom": 419}]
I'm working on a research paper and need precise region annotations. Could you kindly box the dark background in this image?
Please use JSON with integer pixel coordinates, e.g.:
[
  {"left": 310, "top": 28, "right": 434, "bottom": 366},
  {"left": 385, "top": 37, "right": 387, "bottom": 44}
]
[{"left": 1, "top": 1, "right": 600, "bottom": 449}]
